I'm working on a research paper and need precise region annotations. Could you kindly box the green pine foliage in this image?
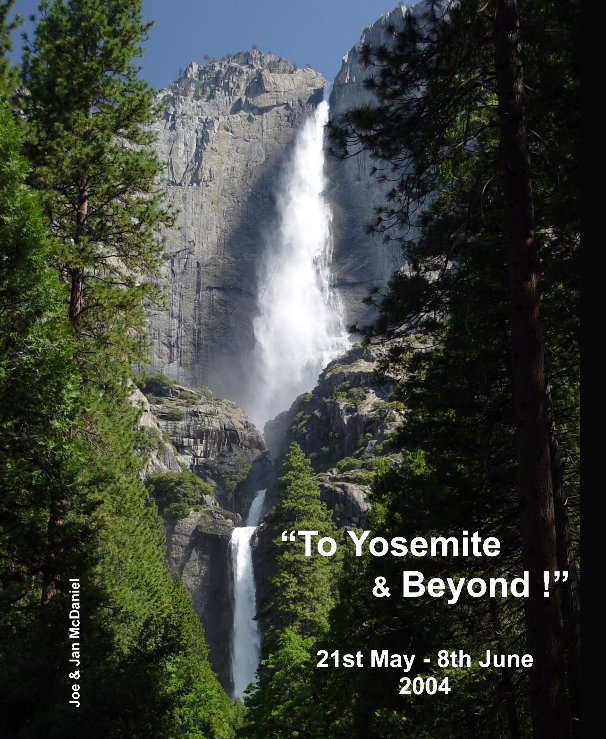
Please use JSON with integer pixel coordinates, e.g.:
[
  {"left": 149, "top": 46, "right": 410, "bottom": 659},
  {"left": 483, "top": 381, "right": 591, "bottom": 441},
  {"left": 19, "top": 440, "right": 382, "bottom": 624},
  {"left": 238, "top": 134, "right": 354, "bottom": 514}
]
[
  {"left": 242, "top": 628, "right": 327, "bottom": 738},
  {"left": 259, "top": 443, "right": 340, "bottom": 650},
  {"left": 0, "top": 2, "right": 234, "bottom": 735},
  {"left": 243, "top": 444, "right": 341, "bottom": 736}
]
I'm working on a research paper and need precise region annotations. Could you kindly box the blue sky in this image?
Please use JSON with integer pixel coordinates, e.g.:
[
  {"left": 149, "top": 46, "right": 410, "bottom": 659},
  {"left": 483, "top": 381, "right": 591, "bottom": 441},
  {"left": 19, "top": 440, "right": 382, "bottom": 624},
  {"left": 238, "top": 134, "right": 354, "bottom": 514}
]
[{"left": 9, "top": 1, "right": 412, "bottom": 89}]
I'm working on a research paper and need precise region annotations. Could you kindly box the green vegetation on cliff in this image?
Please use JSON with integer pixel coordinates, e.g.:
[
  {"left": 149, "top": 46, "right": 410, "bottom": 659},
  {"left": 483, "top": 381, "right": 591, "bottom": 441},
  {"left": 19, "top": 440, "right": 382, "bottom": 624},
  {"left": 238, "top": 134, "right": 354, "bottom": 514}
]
[{"left": 147, "top": 470, "right": 215, "bottom": 518}]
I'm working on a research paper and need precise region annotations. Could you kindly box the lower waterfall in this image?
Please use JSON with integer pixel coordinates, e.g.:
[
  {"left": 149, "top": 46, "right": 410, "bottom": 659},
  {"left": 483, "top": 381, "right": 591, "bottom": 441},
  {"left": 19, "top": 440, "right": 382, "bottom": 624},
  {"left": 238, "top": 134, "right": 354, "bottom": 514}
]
[{"left": 230, "top": 489, "right": 266, "bottom": 699}]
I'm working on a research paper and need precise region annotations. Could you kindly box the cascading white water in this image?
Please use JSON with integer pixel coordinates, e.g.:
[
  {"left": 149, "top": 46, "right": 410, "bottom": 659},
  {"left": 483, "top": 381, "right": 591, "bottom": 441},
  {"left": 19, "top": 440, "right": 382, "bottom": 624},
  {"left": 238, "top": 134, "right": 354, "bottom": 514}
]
[
  {"left": 230, "top": 102, "right": 349, "bottom": 699},
  {"left": 230, "top": 489, "right": 266, "bottom": 699},
  {"left": 248, "top": 100, "right": 350, "bottom": 429}
]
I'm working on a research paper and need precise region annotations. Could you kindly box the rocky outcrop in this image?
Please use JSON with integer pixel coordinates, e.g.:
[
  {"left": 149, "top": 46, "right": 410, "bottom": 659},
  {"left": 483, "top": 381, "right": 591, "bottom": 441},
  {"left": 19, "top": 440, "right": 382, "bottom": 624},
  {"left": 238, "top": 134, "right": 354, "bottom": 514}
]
[
  {"left": 252, "top": 343, "right": 403, "bottom": 621},
  {"left": 133, "top": 387, "right": 182, "bottom": 475},
  {"left": 328, "top": 5, "right": 419, "bottom": 327},
  {"left": 141, "top": 378, "right": 272, "bottom": 693},
  {"left": 141, "top": 376, "right": 272, "bottom": 513},
  {"left": 147, "top": 51, "right": 326, "bottom": 403},
  {"left": 164, "top": 509, "right": 239, "bottom": 693},
  {"left": 265, "top": 344, "right": 403, "bottom": 527},
  {"left": 315, "top": 474, "right": 370, "bottom": 528},
  {"left": 265, "top": 344, "right": 400, "bottom": 460}
]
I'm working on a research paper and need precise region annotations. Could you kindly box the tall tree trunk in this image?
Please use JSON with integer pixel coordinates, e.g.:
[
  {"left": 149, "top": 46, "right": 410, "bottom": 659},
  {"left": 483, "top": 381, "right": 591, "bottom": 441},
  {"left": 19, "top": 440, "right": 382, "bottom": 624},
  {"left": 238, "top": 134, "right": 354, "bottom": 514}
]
[
  {"left": 69, "top": 177, "right": 89, "bottom": 323},
  {"left": 493, "top": 0, "right": 571, "bottom": 735},
  {"left": 489, "top": 599, "right": 521, "bottom": 739},
  {"left": 61, "top": 181, "right": 89, "bottom": 601},
  {"left": 548, "top": 391, "right": 581, "bottom": 729},
  {"left": 69, "top": 266, "right": 84, "bottom": 323}
]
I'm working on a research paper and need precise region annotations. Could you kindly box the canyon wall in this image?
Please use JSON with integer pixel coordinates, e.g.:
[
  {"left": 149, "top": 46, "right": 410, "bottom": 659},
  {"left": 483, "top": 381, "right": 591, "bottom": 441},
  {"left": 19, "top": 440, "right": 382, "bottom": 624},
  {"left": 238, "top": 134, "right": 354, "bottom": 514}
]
[
  {"left": 147, "top": 50, "right": 325, "bottom": 403},
  {"left": 147, "top": 8, "right": 414, "bottom": 409},
  {"left": 327, "top": 5, "right": 410, "bottom": 327}
]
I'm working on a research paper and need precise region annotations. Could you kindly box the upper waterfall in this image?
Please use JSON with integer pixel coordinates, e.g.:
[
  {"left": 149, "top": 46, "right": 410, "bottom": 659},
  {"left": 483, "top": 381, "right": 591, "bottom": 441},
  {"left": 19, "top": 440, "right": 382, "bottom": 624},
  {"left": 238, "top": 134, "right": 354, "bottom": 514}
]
[{"left": 246, "top": 101, "right": 350, "bottom": 430}]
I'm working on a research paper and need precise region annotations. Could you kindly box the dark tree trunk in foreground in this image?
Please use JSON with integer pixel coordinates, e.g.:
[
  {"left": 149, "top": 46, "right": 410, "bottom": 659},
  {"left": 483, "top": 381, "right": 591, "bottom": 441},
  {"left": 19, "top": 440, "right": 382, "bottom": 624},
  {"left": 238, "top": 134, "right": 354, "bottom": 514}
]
[
  {"left": 69, "top": 177, "right": 88, "bottom": 323},
  {"left": 489, "top": 600, "right": 521, "bottom": 739},
  {"left": 494, "top": 0, "right": 571, "bottom": 735},
  {"left": 549, "top": 407, "right": 581, "bottom": 728}
]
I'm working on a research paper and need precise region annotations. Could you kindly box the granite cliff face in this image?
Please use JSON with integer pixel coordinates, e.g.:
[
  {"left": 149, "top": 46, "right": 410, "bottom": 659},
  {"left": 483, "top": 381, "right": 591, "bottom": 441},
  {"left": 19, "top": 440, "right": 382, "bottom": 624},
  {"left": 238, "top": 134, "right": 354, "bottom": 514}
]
[
  {"left": 140, "top": 377, "right": 272, "bottom": 513},
  {"left": 147, "top": 51, "right": 326, "bottom": 403},
  {"left": 146, "top": 17, "right": 417, "bottom": 407},
  {"left": 328, "top": 5, "right": 415, "bottom": 328},
  {"left": 164, "top": 508, "right": 237, "bottom": 694},
  {"left": 134, "top": 387, "right": 182, "bottom": 475}
]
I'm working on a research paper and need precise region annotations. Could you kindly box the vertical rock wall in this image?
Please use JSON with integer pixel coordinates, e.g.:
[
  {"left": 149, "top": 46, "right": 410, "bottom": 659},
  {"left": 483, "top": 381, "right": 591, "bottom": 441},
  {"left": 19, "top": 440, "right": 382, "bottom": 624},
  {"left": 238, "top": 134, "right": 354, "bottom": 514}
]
[
  {"left": 165, "top": 512, "right": 236, "bottom": 693},
  {"left": 147, "top": 51, "right": 326, "bottom": 404},
  {"left": 147, "top": 9, "right": 423, "bottom": 406},
  {"left": 328, "top": 5, "right": 416, "bottom": 328}
]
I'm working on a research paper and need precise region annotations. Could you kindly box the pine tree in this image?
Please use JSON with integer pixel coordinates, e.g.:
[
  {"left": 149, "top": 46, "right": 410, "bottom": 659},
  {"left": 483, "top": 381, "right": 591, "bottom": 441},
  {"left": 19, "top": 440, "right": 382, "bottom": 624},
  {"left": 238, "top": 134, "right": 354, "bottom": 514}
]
[
  {"left": 0, "top": 5, "right": 93, "bottom": 730},
  {"left": 493, "top": 1, "right": 569, "bottom": 731},
  {"left": 243, "top": 444, "right": 341, "bottom": 736},
  {"left": 259, "top": 443, "right": 340, "bottom": 650},
  {"left": 22, "top": 0, "right": 171, "bottom": 338},
  {"left": 20, "top": 0, "right": 172, "bottom": 611},
  {"left": 0, "top": 3, "right": 235, "bottom": 734},
  {"left": 327, "top": 0, "right": 579, "bottom": 734}
]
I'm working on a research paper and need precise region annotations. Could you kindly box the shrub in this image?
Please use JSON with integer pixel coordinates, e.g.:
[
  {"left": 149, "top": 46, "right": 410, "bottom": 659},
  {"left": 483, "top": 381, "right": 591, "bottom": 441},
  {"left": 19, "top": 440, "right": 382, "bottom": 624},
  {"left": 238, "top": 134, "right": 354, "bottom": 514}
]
[
  {"left": 178, "top": 389, "right": 199, "bottom": 402},
  {"left": 348, "top": 387, "right": 366, "bottom": 403},
  {"left": 139, "top": 373, "right": 177, "bottom": 396},
  {"left": 336, "top": 457, "right": 363, "bottom": 472},
  {"left": 222, "top": 462, "right": 252, "bottom": 501},
  {"left": 162, "top": 408, "right": 186, "bottom": 422},
  {"left": 298, "top": 392, "right": 312, "bottom": 407},
  {"left": 146, "top": 471, "right": 214, "bottom": 518},
  {"left": 141, "top": 426, "right": 164, "bottom": 453}
]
